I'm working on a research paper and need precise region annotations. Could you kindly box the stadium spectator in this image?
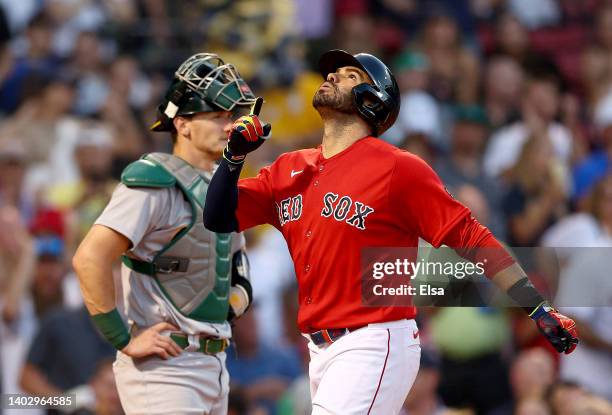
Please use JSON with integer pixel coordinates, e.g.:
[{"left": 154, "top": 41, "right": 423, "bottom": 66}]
[
  {"left": 510, "top": 348, "right": 556, "bottom": 403},
  {"left": 490, "top": 13, "right": 554, "bottom": 73},
  {"left": 383, "top": 50, "right": 443, "bottom": 149},
  {"left": 546, "top": 381, "right": 588, "bottom": 415},
  {"left": 542, "top": 172, "right": 612, "bottom": 252},
  {"left": 551, "top": 192, "right": 612, "bottom": 401},
  {"left": 502, "top": 133, "right": 568, "bottom": 246},
  {"left": 247, "top": 228, "right": 295, "bottom": 347},
  {"left": 0, "top": 140, "right": 34, "bottom": 221},
  {"left": 572, "top": 91, "right": 612, "bottom": 204},
  {"left": 484, "top": 74, "right": 573, "bottom": 181},
  {"left": 69, "top": 31, "right": 109, "bottom": 116},
  {"left": 400, "top": 349, "right": 448, "bottom": 415},
  {"left": 333, "top": 2, "right": 381, "bottom": 59},
  {"left": 580, "top": 4, "right": 612, "bottom": 106},
  {"left": 275, "top": 284, "right": 310, "bottom": 415},
  {"left": 417, "top": 13, "right": 480, "bottom": 104},
  {"left": 0, "top": 11, "right": 60, "bottom": 114},
  {"left": 226, "top": 308, "right": 302, "bottom": 414},
  {"left": 435, "top": 105, "right": 507, "bottom": 239},
  {"left": 20, "top": 306, "right": 117, "bottom": 414},
  {"left": 507, "top": 0, "right": 561, "bottom": 30},
  {"left": 30, "top": 235, "right": 67, "bottom": 318},
  {"left": 0, "top": 74, "right": 81, "bottom": 206},
  {"left": 514, "top": 398, "right": 551, "bottom": 415},
  {"left": 483, "top": 56, "right": 524, "bottom": 130},
  {"left": 0, "top": 205, "right": 34, "bottom": 325}
]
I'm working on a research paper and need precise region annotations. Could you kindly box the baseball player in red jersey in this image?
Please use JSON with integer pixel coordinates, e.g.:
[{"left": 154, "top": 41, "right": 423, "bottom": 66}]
[{"left": 204, "top": 50, "right": 579, "bottom": 414}]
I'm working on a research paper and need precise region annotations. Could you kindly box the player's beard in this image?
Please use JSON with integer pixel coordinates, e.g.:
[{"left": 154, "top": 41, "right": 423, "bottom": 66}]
[{"left": 312, "top": 84, "right": 354, "bottom": 114}]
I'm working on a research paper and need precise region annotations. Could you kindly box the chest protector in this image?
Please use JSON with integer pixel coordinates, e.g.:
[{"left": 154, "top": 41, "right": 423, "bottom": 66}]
[{"left": 120, "top": 152, "right": 231, "bottom": 323}]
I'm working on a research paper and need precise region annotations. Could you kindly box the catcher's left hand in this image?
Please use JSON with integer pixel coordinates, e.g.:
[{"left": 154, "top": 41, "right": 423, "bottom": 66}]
[{"left": 530, "top": 302, "right": 579, "bottom": 354}]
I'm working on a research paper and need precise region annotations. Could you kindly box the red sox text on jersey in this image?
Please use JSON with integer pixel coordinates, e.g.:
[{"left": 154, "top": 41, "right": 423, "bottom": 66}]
[{"left": 277, "top": 193, "right": 374, "bottom": 230}]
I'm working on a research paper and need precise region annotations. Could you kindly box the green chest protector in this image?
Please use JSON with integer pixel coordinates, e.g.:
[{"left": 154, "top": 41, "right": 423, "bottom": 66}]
[{"left": 120, "top": 153, "right": 231, "bottom": 323}]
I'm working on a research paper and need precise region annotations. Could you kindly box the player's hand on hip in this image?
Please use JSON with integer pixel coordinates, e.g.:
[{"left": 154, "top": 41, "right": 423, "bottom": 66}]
[
  {"left": 121, "top": 322, "right": 183, "bottom": 360},
  {"left": 223, "top": 97, "right": 271, "bottom": 165},
  {"left": 530, "top": 302, "right": 579, "bottom": 354}
]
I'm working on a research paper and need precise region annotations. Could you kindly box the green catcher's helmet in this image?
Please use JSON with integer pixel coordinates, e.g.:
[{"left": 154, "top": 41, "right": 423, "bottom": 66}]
[{"left": 151, "top": 53, "right": 257, "bottom": 132}]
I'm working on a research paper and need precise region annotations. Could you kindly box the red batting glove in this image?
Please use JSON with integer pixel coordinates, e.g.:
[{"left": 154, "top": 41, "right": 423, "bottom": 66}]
[
  {"left": 223, "top": 115, "right": 271, "bottom": 165},
  {"left": 530, "top": 302, "right": 579, "bottom": 354}
]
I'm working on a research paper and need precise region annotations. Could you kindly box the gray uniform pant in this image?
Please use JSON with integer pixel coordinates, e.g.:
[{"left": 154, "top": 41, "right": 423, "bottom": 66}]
[{"left": 113, "top": 350, "right": 229, "bottom": 415}]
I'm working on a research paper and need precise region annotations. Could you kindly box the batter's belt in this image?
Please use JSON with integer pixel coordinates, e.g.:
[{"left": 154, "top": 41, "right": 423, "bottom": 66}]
[{"left": 307, "top": 326, "right": 366, "bottom": 346}]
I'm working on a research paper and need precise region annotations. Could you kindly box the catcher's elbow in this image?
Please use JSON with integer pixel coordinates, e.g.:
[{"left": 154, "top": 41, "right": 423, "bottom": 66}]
[
  {"left": 71, "top": 251, "right": 84, "bottom": 275},
  {"left": 72, "top": 245, "right": 96, "bottom": 280}
]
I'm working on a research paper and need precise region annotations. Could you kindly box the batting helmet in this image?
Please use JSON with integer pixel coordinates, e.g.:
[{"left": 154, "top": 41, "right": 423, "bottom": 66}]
[
  {"left": 318, "top": 50, "right": 400, "bottom": 136},
  {"left": 151, "top": 53, "right": 256, "bottom": 132}
]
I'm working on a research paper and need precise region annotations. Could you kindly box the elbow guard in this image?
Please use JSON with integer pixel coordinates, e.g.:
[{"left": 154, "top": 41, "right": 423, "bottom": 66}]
[{"left": 227, "top": 249, "right": 253, "bottom": 322}]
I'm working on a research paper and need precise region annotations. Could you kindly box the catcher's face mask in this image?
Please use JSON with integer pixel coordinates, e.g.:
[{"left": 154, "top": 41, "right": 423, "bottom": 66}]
[{"left": 152, "top": 53, "right": 256, "bottom": 132}]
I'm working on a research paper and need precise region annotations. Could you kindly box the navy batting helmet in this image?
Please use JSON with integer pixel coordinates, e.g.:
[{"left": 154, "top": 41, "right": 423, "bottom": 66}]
[
  {"left": 151, "top": 53, "right": 256, "bottom": 132},
  {"left": 318, "top": 49, "right": 400, "bottom": 136}
]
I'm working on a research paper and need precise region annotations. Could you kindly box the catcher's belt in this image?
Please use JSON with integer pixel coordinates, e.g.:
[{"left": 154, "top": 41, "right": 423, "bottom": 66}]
[{"left": 170, "top": 333, "right": 229, "bottom": 355}]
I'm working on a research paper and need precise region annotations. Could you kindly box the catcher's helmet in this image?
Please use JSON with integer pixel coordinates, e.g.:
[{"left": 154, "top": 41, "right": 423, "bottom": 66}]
[
  {"left": 318, "top": 49, "right": 400, "bottom": 136},
  {"left": 151, "top": 53, "right": 256, "bottom": 132}
]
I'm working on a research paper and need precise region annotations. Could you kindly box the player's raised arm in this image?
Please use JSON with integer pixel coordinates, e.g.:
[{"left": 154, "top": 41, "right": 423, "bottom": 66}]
[{"left": 204, "top": 97, "right": 271, "bottom": 232}]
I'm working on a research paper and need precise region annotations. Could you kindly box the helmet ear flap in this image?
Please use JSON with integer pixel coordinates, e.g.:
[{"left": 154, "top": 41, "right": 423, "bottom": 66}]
[
  {"left": 151, "top": 81, "right": 190, "bottom": 131},
  {"left": 352, "top": 83, "right": 393, "bottom": 136},
  {"left": 163, "top": 81, "right": 188, "bottom": 119}
]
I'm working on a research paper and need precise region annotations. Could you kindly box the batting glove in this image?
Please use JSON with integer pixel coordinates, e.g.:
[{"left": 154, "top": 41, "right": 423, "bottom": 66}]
[
  {"left": 530, "top": 302, "right": 579, "bottom": 354},
  {"left": 223, "top": 115, "right": 271, "bottom": 165}
]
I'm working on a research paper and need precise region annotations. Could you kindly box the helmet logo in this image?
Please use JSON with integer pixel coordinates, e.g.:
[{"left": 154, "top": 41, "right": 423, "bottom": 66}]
[
  {"left": 164, "top": 101, "right": 180, "bottom": 119},
  {"left": 239, "top": 83, "right": 252, "bottom": 95}
]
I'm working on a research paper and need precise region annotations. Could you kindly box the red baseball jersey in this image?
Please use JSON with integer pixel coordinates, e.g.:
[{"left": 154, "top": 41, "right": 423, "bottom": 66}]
[{"left": 237, "top": 136, "right": 472, "bottom": 333}]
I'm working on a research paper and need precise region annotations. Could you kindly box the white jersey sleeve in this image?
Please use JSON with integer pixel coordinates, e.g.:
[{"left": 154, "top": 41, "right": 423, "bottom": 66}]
[{"left": 95, "top": 183, "right": 173, "bottom": 257}]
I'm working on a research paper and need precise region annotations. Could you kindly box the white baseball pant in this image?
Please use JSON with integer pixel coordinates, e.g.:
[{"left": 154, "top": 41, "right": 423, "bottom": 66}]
[{"left": 307, "top": 319, "right": 421, "bottom": 415}]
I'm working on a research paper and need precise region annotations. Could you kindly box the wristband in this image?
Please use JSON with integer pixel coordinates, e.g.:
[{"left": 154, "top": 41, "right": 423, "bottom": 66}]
[
  {"left": 91, "top": 309, "right": 131, "bottom": 350},
  {"left": 506, "top": 277, "right": 546, "bottom": 315},
  {"left": 223, "top": 147, "right": 246, "bottom": 166},
  {"left": 528, "top": 301, "right": 555, "bottom": 320}
]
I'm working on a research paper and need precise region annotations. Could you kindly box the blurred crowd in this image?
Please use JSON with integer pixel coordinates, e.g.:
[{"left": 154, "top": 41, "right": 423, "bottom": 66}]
[{"left": 0, "top": 0, "right": 612, "bottom": 414}]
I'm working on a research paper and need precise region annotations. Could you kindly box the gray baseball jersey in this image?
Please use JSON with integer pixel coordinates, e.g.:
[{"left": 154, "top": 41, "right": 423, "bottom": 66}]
[{"left": 95, "top": 173, "right": 244, "bottom": 340}]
